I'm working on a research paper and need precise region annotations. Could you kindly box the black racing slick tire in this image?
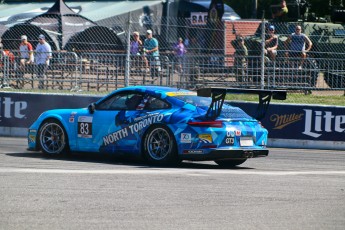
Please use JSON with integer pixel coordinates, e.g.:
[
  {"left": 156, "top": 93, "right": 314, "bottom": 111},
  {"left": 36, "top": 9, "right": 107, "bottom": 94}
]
[
  {"left": 215, "top": 159, "right": 247, "bottom": 168},
  {"left": 143, "top": 125, "right": 179, "bottom": 166},
  {"left": 38, "top": 119, "right": 69, "bottom": 156}
]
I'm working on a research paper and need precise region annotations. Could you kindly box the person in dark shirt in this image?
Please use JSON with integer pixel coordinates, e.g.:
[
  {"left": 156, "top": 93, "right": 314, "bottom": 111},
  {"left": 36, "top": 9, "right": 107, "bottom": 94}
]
[
  {"left": 265, "top": 25, "right": 279, "bottom": 61},
  {"left": 285, "top": 25, "right": 313, "bottom": 69}
]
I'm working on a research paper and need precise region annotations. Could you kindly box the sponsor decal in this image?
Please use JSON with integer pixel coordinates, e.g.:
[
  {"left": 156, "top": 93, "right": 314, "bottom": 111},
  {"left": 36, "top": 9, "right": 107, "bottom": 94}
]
[
  {"left": 69, "top": 112, "right": 77, "bottom": 123},
  {"left": 198, "top": 134, "right": 212, "bottom": 143},
  {"left": 227, "top": 130, "right": 235, "bottom": 137},
  {"left": 270, "top": 113, "right": 304, "bottom": 129},
  {"left": 225, "top": 137, "right": 234, "bottom": 145},
  {"left": 0, "top": 97, "right": 27, "bottom": 121},
  {"left": 181, "top": 133, "right": 192, "bottom": 143},
  {"left": 28, "top": 135, "right": 36, "bottom": 143},
  {"left": 166, "top": 92, "right": 197, "bottom": 96},
  {"left": 225, "top": 131, "right": 235, "bottom": 145},
  {"left": 303, "top": 109, "right": 345, "bottom": 138},
  {"left": 103, "top": 128, "right": 129, "bottom": 145},
  {"left": 235, "top": 130, "right": 241, "bottom": 136},
  {"left": 103, "top": 114, "right": 164, "bottom": 146},
  {"left": 78, "top": 116, "right": 93, "bottom": 138},
  {"left": 29, "top": 129, "right": 37, "bottom": 133}
]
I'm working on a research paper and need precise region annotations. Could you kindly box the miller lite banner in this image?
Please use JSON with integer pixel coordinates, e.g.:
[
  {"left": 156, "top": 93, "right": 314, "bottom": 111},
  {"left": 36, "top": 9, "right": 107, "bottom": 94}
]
[{"left": 232, "top": 102, "right": 345, "bottom": 142}]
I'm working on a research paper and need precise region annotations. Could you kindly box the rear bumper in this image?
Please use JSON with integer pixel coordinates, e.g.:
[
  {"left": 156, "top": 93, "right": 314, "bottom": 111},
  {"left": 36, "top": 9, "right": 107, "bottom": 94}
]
[{"left": 180, "top": 149, "right": 268, "bottom": 161}]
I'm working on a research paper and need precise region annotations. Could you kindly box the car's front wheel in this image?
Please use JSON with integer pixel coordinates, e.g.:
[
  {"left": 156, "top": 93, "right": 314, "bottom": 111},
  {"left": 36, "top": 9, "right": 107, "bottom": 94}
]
[
  {"left": 38, "top": 119, "right": 68, "bottom": 156},
  {"left": 143, "top": 125, "right": 178, "bottom": 166},
  {"left": 215, "top": 159, "right": 247, "bottom": 168}
]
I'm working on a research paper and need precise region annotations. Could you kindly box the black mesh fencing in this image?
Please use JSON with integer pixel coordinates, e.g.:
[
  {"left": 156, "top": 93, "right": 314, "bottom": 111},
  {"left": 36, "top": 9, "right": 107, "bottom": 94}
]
[{"left": 1, "top": 15, "right": 345, "bottom": 100}]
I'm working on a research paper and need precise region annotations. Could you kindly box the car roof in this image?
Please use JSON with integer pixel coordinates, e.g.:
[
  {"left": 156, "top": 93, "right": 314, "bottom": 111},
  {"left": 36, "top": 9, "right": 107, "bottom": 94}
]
[{"left": 116, "top": 86, "right": 193, "bottom": 96}]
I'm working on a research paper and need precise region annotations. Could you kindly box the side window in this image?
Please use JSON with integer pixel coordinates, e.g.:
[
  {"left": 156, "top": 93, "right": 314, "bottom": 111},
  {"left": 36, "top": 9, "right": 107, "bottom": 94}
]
[
  {"left": 125, "top": 94, "right": 144, "bottom": 110},
  {"left": 145, "top": 96, "right": 169, "bottom": 110},
  {"left": 97, "top": 95, "right": 121, "bottom": 110},
  {"left": 96, "top": 93, "right": 168, "bottom": 110},
  {"left": 97, "top": 93, "right": 142, "bottom": 110}
]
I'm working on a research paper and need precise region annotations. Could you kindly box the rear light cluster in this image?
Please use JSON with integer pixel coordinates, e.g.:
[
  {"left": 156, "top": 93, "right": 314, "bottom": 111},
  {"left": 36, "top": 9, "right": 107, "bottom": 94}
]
[{"left": 187, "top": 121, "right": 223, "bottom": 128}]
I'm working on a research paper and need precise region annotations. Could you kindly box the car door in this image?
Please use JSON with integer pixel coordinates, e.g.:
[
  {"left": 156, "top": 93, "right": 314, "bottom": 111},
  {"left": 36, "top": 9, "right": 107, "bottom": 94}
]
[{"left": 76, "top": 91, "right": 145, "bottom": 153}]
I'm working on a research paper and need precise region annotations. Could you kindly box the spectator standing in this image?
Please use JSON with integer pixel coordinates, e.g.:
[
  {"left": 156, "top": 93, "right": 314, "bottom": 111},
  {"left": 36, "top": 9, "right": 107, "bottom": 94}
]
[
  {"left": 272, "top": 0, "right": 289, "bottom": 21},
  {"left": 19, "top": 35, "right": 34, "bottom": 71},
  {"left": 285, "top": 25, "right": 312, "bottom": 69},
  {"left": 130, "top": 31, "right": 143, "bottom": 70},
  {"left": 234, "top": 36, "right": 248, "bottom": 68},
  {"left": 35, "top": 34, "right": 52, "bottom": 89},
  {"left": 265, "top": 25, "right": 278, "bottom": 61},
  {"left": 234, "top": 36, "right": 248, "bottom": 81},
  {"left": 143, "top": 30, "right": 160, "bottom": 76},
  {"left": 173, "top": 37, "right": 187, "bottom": 73}
]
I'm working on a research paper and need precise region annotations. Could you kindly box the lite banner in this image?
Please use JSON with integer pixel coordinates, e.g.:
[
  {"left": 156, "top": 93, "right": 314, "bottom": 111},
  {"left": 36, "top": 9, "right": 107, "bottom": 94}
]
[
  {"left": 0, "top": 92, "right": 100, "bottom": 128},
  {"left": 231, "top": 102, "right": 345, "bottom": 142},
  {"left": 0, "top": 92, "right": 344, "bottom": 142}
]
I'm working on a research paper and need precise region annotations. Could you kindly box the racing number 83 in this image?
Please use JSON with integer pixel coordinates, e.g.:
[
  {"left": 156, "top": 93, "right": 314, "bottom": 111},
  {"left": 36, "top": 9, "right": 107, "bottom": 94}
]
[{"left": 78, "top": 121, "right": 92, "bottom": 138}]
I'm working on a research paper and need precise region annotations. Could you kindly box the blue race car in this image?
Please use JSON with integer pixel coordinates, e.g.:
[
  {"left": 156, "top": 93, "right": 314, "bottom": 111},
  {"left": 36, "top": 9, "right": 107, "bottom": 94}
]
[{"left": 27, "top": 86, "right": 286, "bottom": 167}]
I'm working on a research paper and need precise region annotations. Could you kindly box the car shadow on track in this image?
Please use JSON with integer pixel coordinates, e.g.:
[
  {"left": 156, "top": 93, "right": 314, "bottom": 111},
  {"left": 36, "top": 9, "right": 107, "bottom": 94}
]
[{"left": 6, "top": 151, "right": 254, "bottom": 170}]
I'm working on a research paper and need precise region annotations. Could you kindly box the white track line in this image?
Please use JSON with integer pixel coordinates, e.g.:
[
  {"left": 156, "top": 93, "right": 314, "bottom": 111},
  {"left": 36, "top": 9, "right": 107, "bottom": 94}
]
[{"left": 1, "top": 168, "right": 345, "bottom": 176}]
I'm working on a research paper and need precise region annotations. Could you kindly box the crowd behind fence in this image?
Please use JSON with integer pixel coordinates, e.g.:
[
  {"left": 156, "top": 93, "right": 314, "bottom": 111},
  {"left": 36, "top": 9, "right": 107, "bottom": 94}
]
[{"left": 1, "top": 16, "right": 345, "bottom": 95}]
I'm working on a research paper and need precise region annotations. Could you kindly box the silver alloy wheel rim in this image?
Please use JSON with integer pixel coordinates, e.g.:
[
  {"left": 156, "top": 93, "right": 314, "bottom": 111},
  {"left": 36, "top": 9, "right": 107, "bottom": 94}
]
[
  {"left": 146, "top": 128, "right": 172, "bottom": 161},
  {"left": 40, "top": 122, "right": 65, "bottom": 154}
]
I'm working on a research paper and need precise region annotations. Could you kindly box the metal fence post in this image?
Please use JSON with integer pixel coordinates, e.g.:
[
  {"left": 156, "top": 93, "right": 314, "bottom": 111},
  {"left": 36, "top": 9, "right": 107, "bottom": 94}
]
[
  {"left": 1, "top": 56, "right": 11, "bottom": 89},
  {"left": 125, "top": 12, "right": 132, "bottom": 87},
  {"left": 260, "top": 15, "right": 266, "bottom": 89},
  {"left": 71, "top": 52, "right": 81, "bottom": 92}
]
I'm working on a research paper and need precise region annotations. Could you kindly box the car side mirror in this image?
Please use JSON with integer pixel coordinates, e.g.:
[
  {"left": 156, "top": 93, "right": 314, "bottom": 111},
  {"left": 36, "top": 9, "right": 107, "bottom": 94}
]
[{"left": 88, "top": 103, "right": 95, "bottom": 114}]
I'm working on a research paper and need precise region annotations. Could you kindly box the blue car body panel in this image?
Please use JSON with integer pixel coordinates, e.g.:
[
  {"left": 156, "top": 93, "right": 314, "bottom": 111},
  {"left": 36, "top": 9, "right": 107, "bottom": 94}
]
[{"left": 28, "top": 86, "right": 270, "bottom": 160}]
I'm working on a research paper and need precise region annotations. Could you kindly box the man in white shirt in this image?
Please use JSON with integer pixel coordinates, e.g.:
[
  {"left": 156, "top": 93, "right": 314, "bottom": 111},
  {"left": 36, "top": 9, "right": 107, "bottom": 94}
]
[{"left": 35, "top": 34, "right": 52, "bottom": 89}]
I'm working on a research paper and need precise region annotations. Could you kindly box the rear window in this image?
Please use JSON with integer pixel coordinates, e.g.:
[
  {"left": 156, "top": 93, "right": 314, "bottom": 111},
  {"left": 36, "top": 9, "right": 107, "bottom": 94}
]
[
  {"left": 174, "top": 95, "right": 212, "bottom": 108},
  {"left": 174, "top": 95, "right": 252, "bottom": 119}
]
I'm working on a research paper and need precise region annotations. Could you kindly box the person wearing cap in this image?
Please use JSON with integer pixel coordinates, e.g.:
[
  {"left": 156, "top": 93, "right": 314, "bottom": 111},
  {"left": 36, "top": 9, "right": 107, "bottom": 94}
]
[
  {"left": 19, "top": 35, "right": 34, "bottom": 70},
  {"left": 265, "top": 25, "right": 278, "bottom": 61},
  {"left": 143, "top": 29, "right": 160, "bottom": 75},
  {"left": 35, "top": 34, "right": 52, "bottom": 89}
]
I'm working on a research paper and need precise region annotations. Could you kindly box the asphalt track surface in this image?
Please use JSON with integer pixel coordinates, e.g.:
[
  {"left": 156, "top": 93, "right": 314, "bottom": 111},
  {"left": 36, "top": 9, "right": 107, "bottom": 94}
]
[{"left": 0, "top": 137, "right": 344, "bottom": 230}]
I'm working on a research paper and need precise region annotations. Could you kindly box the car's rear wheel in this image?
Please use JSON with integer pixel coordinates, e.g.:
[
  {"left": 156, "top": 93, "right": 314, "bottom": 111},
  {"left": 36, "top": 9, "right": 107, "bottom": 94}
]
[
  {"left": 143, "top": 125, "right": 178, "bottom": 166},
  {"left": 215, "top": 159, "right": 247, "bottom": 168},
  {"left": 38, "top": 119, "right": 68, "bottom": 156}
]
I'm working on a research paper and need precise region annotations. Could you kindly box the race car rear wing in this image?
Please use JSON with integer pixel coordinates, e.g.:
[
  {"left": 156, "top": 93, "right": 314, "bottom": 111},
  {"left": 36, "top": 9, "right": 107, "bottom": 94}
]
[{"left": 197, "top": 88, "right": 287, "bottom": 120}]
